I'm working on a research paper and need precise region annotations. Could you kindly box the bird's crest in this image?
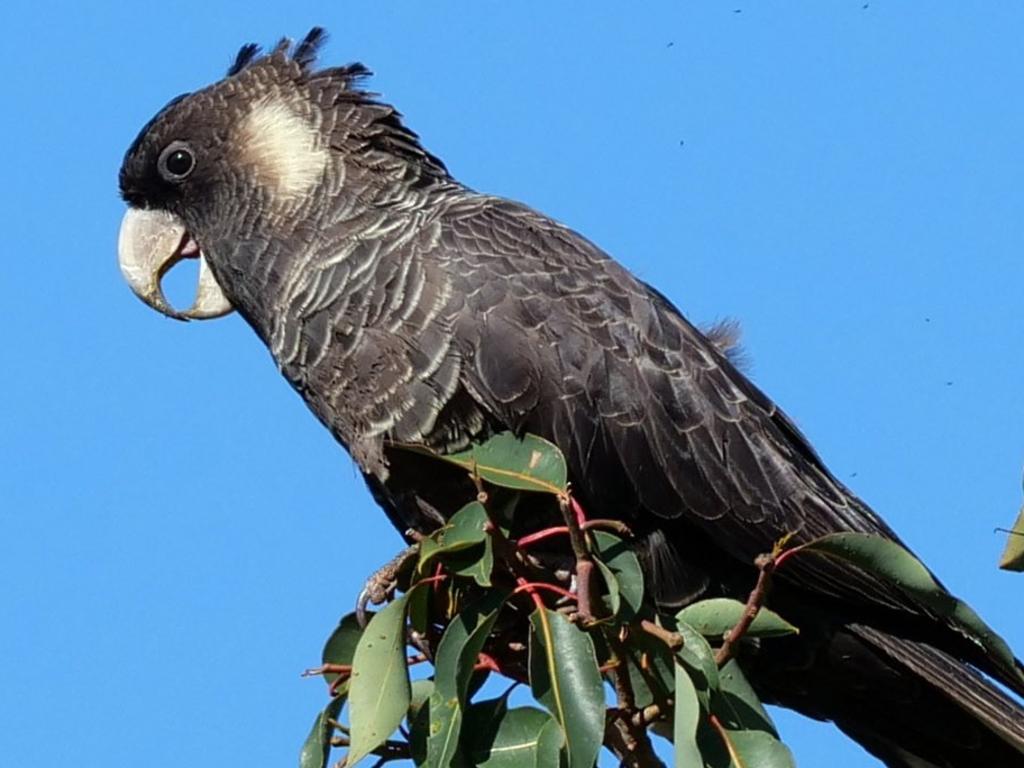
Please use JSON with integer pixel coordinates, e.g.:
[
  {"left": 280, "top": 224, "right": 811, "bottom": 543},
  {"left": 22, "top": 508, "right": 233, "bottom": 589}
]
[
  {"left": 223, "top": 28, "right": 448, "bottom": 181},
  {"left": 226, "top": 28, "right": 372, "bottom": 95}
]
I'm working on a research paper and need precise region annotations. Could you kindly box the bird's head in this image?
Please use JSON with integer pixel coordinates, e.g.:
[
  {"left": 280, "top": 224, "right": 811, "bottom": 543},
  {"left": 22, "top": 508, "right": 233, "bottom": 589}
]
[{"left": 117, "top": 28, "right": 447, "bottom": 321}]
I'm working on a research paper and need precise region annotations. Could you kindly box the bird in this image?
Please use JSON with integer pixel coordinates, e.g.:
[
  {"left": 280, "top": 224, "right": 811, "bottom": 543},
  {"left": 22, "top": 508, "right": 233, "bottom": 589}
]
[{"left": 117, "top": 29, "right": 1024, "bottom": 767}]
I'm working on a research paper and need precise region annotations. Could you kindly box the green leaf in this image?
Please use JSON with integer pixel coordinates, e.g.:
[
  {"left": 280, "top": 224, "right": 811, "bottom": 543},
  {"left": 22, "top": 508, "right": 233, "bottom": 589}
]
[
  {"left": 346, "top": 595, "right": 411, "bottom": 766},
  {"left": 591, "top": 532, "right": 644, "bottom": 618},
  {"left": 409, "top": 686, "right": 431, "bottom": 766},
  {"left": 536, "top": 717, "right": 566, "bottom": 767},
  {"left": 416, "top": 535, "right": 444, "bottom": 573},
  {"left": 398, "top": 432, "right": 568, "bottom": 494},
  {"left": 409, "top": 678, "right": 435, "bottom": 721},
  {"left": 417, "top": 501, "right": 493, "bottom": 585},
  {"left": 418, "top": 501, "right": 495, "bottom": 588},
  {"left": 673, "top": 662, "right": 703, "bottom": 767},
  {"left": 407, "top": 582, "right": 433, "bottom": 635},
  {"left": 321, "top": 613, "right": 363, "bottom": 693},
  {"left": 717, "top": 729, "right": 797, "bottom": 768},
  {"left": 676, "top": 598, "right": 798, "bottom": 640},
  {"left": 714, "top": 660, "right": 777, "bottom": 736},
  {"left": 436, "top": 592, "right": 507, "bottom": 702},
  {"left": 999, "top": 504, "right": 1024, "bottom": 571},
  {"left": 462, "top": 694, "right": 508, "bottom": 734},
  {"left": 466, "top": 703, "right": 562, "bottom": 768},
  {"left": 298, "top": 696, "right": 343, "bottom": 768},
  {"left": 528, "top": 607, "right": 604, "bottom": 768},
  {"left": 444, "top": 501, "right": 491, "bottom": 547},
  {"left": 427, "top": 696, "right": 462, "bottom": 768},
  {"left": 427, "top": 593, "right": 506, "bottom": 768},
  {"left": 799, "top": 532, "right": 1024, "bottom": 684},
  {"left": 617, "top": 617, "right": 676, "bottom": 710},
  {"left": 675, "top": 621, "right": 721, "bottom": 709},
  {"left": 695, "top": 717, "right": 732, "bottom": 768},
  {"left": 448, "top": 539, "right": 495, "bottom": 588},
  {"left": 593, "top": 558, "right": 621, "bottom": 618}
]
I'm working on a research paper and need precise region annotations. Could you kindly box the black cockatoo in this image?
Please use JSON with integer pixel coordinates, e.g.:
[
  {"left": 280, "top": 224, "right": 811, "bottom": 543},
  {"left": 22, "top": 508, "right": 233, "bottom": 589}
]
[{"left": 117, "top": 30, "right": 1024, "bottom": 767}]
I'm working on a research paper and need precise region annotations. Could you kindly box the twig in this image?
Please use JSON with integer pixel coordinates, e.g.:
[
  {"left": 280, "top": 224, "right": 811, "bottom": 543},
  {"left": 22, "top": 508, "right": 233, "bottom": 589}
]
[
  {"left": 515, "top": 525, "right": 571, "bottom": 548},
  {"left": 480, "top": 509, "right": 552, "bottom": 595},
  {"left": 302, "top": 663, "right": 351, "bottom": 678},
  {"left": 515, "top": 576, "right": 548, "bottom": 612},
  {"left": 559, "top": 494, "right": 596, "bottom": 622},
  {"left": 715, "top": 552, "right": 776, "bottom": 667},
  {"left": 605, "top": 632, "right": 637, "bottom": 711},
  {"left": 409, "top": 573, "right": 448, "bottom": 590},
  {"left": 639, "top": 619, "right": 683, "bottom": 651},
  {"left": 709, "top": 714, "right": 742, "bottom": 764},
  {"left": 326, "top": 719, "right": 350, "bottom": 735},
  {"left": 569, "top": 496, "right": 588, "bottom": 528},
  {"left": 406, "top": 628, "right": 435, "bottom": 663},
  {"left": 601, "top": 626, "right": 674, "bottom": 766},
  {"left": 511, "top": 581, "right": 577, "bottom": 601},
  {"left": 604, "top": 708, "right": 668, "bottom": 768},
  {"left": 634, "top": 703, "right": 664, "bottom": 727},
  {"left": 303, "top": 663, "right": 353, "bottom": 696},
  {"left": 515, "top": 518, "right": 633, "bottom": 548},
  {"left": 474, "top": 652, "right": 503, "bottom": 673}
]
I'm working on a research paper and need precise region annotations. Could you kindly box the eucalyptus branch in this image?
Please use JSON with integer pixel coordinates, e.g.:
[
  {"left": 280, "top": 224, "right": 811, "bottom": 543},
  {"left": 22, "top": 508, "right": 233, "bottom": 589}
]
[
  {"left": 605, "top": 631, "right": 637, "bottom": 711},
  {"left": 559, "top": 494, "right": 596, "bottom": 622},
  {"left": 639, "top": 618, "right": 683, "bottom": 651},
  {"left": 715, "top": 552, "right": 776, "bottom": 667},
  {"left": 605, "top": 708, "right": 668, "bottom": 768}
]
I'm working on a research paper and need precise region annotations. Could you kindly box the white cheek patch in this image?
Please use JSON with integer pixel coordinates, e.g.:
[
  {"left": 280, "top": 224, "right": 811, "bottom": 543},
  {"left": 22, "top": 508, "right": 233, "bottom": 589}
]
[{"left": 236, "top": 98, "right": 329, "bottom": 199}]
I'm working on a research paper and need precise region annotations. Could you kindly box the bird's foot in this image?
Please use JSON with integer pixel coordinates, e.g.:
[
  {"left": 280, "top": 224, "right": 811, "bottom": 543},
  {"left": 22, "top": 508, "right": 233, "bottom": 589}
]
[{"left": 356, "top": 543, "right": 419, "bottom": 627}]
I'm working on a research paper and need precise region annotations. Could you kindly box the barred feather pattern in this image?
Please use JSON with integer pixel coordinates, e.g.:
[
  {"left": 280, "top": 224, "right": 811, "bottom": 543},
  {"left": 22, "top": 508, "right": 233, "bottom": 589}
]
[
  {"left": 222, "top": 180, "right": 922, "bottom": 617},
  {"left": 118, "top": 36, "right": 1024, "bottom": 766},
  {"left": 213, "top": 181, "right": 1024, "bottom": 763}
]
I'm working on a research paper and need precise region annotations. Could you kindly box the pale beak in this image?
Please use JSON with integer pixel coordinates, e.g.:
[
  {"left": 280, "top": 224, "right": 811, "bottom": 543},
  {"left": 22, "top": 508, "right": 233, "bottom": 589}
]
[{"left": 117, "top": 208, "right": 234, "bottom": 321}]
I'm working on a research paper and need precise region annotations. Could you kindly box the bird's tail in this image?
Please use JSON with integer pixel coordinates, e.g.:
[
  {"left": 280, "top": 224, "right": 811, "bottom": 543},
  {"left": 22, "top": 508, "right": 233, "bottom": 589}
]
[{"left": 751, "top": 623, "right": 1024, "bottom": 767}]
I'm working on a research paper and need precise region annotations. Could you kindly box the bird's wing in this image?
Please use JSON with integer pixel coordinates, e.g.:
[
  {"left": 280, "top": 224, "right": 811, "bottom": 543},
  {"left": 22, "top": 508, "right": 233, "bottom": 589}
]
[{"left": 435, "top": 196, "right": 926, "bottom": 617}]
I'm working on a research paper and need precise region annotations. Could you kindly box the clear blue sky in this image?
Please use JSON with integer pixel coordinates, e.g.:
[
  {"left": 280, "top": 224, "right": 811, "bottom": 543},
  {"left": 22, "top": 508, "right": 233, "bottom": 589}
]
[{"left": 3, "top": 3, "right": 1024, "bottom": 767}]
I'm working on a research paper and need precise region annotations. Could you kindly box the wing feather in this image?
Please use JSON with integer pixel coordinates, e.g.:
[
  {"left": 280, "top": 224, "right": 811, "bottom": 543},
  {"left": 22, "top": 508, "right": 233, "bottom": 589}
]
[{"left": 436, "top": 195, "right": 933, "bottom": 619}]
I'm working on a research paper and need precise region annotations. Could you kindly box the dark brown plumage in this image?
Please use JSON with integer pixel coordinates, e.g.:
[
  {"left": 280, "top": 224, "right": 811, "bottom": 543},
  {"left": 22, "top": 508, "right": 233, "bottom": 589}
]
[{"left": 117, "top": 30, "right": 1024, "bottom": 767}]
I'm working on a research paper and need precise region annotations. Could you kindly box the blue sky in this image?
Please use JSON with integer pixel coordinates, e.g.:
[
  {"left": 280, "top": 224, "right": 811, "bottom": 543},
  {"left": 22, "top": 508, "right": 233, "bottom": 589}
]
[{"left": 3, "top": 3, "right": 1024, "bottom": 766}]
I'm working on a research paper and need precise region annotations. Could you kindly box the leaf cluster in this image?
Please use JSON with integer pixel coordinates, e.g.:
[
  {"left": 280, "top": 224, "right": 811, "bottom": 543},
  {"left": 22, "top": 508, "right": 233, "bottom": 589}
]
[{"left": 299, "top": 433, "right": 1019, "bottom": 767}]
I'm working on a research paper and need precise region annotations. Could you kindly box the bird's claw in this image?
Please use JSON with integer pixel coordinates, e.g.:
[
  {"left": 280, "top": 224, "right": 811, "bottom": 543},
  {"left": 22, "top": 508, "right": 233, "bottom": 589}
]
[{"left": 355, "top": 543, "right": 420, "bottom": 627}]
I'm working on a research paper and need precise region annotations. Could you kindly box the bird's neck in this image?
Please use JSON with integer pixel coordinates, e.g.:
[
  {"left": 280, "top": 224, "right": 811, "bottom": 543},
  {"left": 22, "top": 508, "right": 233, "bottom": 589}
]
[{"left": 205, "top": 179, "right": 464, "bottom": 366}]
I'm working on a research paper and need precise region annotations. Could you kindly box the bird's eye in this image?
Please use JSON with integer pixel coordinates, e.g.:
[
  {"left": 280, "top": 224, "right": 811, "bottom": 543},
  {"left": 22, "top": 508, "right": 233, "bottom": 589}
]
[{"left": 158, "top": 141, "right": 196, "bottom": 182}]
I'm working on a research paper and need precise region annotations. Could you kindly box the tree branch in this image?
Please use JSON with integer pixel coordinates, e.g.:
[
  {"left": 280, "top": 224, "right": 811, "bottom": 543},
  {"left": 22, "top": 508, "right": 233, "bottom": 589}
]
[
  {"left": 605, "top": 708, "right": 668, "bottom": 768},
  {"left": 559, "top": 494, "right": 596, "bottom": 622},
  {"left": 715, "top": 552, "right": 776, "bottom": 667}
]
